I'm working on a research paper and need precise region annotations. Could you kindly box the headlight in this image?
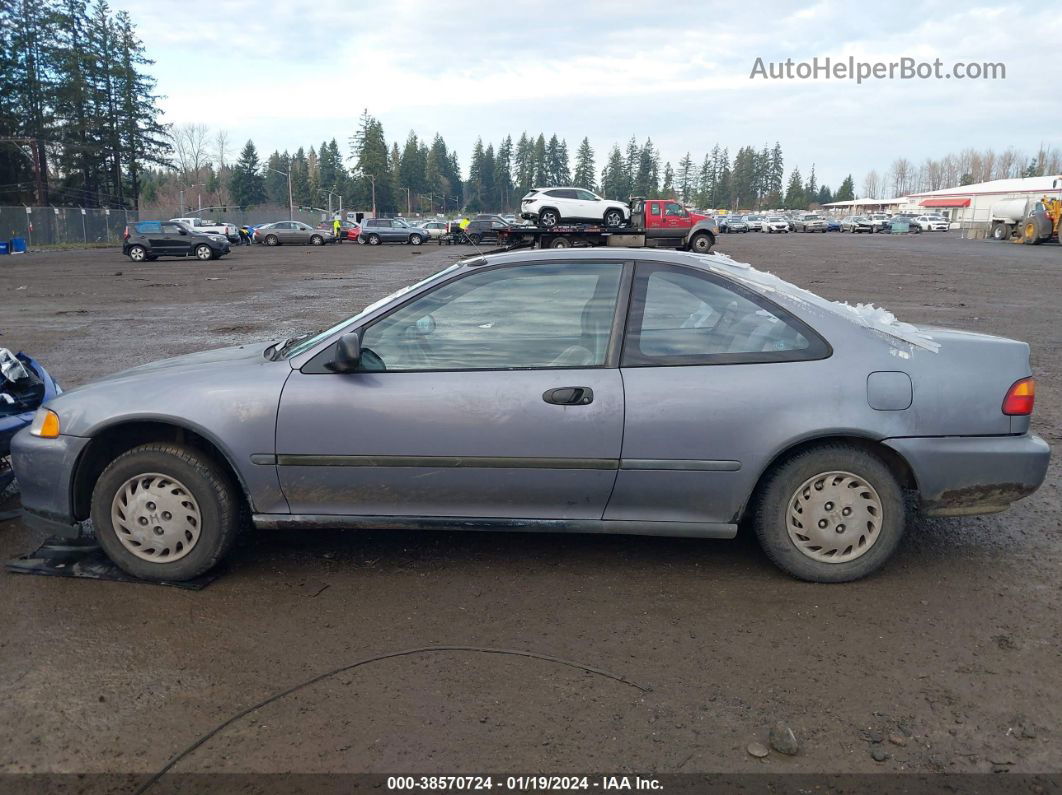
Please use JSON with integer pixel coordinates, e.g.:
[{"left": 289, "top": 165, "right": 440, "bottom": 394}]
[{"left": 29, "top": 408, "right": 60, "bottom": 438}]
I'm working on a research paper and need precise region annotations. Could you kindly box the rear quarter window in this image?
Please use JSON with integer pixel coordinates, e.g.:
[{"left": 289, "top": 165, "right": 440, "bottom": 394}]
[{"left": 135, "top": 221, "right": 162, "bottom": 233}]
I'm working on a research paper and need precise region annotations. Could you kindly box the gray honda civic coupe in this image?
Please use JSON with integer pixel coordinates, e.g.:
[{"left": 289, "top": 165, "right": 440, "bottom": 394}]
[{"left": 11, "top": 249, "right": 1049, "bottom": 583}]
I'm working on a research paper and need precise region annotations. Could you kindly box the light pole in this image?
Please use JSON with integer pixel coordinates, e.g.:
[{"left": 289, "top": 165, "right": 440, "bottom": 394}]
[
  {"left": 269, "top": 168, "right": 293, "bottom": 221},
  {"left": 178, "top": 183, "right": 200, "bottom": 216},
  {"left": 363, "top": 174, "right": 376, "bottom": 218},
  {"left": 318, "top": 188, "right": 340, "bottom": 217}
]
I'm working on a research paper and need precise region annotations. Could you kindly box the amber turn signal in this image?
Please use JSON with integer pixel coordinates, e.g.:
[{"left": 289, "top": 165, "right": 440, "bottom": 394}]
[{"left": 29, "top": 408, "right": 61, "bottom": 438}]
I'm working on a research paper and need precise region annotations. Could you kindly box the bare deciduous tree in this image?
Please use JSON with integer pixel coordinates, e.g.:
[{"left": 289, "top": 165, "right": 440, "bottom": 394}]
[
  {"left": 170, "top": 123, "right": 211, "bottom": 184},
  {"left": 862, "top": 169, "right": 880, "bottom": 199}
]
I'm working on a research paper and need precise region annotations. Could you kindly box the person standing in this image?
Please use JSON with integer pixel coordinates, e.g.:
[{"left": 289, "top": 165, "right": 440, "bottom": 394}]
[{"left": 333, "top": 215, "right": 342, "bottom": 243}]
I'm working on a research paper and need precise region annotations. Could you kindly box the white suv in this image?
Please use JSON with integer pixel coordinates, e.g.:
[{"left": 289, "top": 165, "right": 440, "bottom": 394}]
[{"left": 520, "top": 187, "right": 629, "bottom": 228}]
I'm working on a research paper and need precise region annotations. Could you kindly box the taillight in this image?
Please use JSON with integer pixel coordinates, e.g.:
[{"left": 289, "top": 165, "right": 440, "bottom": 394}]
[
  {"left": 122, "top": 226, "right": 130, "bottom": 240},
  {"left": 1002, "top": 377, "right": 1035, "bottom": 416}
]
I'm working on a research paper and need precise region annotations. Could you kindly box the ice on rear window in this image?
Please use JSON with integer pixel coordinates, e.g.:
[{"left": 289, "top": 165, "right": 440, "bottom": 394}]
[{"left": 693, "top": 252, "right": 940, "bottom": 352}]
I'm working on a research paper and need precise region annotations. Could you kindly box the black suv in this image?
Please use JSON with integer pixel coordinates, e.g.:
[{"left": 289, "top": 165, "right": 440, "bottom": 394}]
[
  {"left": 464, "top": 214, "right": 514, "bottom": 244},
  {"left": 122, "top": 221, "right": 231, "bottom": 262}
]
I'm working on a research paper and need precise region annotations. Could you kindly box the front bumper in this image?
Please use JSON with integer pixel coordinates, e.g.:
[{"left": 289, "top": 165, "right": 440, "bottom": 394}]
[
  {"left": 884, "top": 433, "right": 1050, "bottom": 516},
  {"left": 9, "top": 429, "right": 89, "bottom": 537}
]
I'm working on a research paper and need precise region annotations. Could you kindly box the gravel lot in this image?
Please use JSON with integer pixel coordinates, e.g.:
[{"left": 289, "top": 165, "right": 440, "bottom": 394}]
[{"left": 1, "top": 232, "right": 1059, "bottom": 782}]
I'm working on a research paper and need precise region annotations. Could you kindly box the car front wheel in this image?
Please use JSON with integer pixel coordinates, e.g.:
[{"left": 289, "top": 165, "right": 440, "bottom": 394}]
[
  {"left": 90, "top": 443, "right": 240, "bottom": 581},
  {"left": 409, "top": 234, "right": 423, "bottom": 246},
  {"left": 752, "top": 444, "right": 904, "bottom": 582},
  {"left": 195, "top": 244, "right": 213, "bottom": 260}
]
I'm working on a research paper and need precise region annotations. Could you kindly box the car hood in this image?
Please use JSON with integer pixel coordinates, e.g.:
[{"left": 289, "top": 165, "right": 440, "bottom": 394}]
[{"left": 68, "top": 342, "right": 277, "bottom": 391}]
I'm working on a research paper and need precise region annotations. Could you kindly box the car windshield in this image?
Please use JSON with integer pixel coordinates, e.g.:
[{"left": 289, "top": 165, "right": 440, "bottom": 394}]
[{"left": 279, "top": 264, "right": 463, "bottom": 359}]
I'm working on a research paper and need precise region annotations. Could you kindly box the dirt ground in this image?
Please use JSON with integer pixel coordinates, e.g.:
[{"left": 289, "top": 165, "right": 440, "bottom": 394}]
[{"left": 1, "top": 232, "right": 1059, "bottom": 784}]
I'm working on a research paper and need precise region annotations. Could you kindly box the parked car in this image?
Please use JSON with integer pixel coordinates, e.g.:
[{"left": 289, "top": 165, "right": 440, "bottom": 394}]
[
  {"left": 169, "top": 217, "right": 240, "bottom": 244},
  {"left": 867, "top": 213, "right": 891, "bottom": 232},
  {"left": 840, "top": 216, "right": 872, "bottom": 233},
  {"left": 520, "top": 187, "right": 629, "bottom": 228},
  {"left": 793, "top": 213, "right": 828, "bottom": 233},
  {"left": 12, "top": 249, "right": 1049, "bottom": 584},
  {"left": 359, "top": 217, "right": 429, "bottom": 246},
  {"left": 719, "top": 216, "right": 749, "bottom": 233},
  {"left": 500, "top": 214, "right": 518, "bottom": 225},
  {"left": 745, "top": 214, "right": 766, "bottom": 232},
  {"left": 418, "top": 220, "right": 449, "bottom": 240},
  {"left": 879, "top": 215, "right": 922, "bottom": 234},
  {"left": 123, "top": 220, "right": 230, "bottom": 261},
  {"left": 463, "top": 214, "right": 516, "bottom": 244},
  {"left": 1, "top": 350, "right": 58, "bottom": 492},
  {"left": 826, "top": 217, "right": 841, "bottom": 232},
  {"left": 763, "top": 216, "right": 791, "bottom": 233},
  {"left": 254, "top": 221, "right": 334, "bottom": 246},
  {"left": 913, "top": 215, "right": 948, "bottom": 231}
]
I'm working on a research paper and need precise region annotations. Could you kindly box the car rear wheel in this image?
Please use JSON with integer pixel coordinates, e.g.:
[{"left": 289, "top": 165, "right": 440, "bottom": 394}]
[
  {"left": 550, "top": 236, "right": 571, "bottom": 248},
  {"left": 603, "top": 208, "right": 624, "bottom": 227},
  {"left": 194, "top": 244, "right": 213, "bottom": 260},
  {"left": 128, "top": 245, "right": 147, "bottom": 262},
  {"left": 539, "top": 209, "right": 559, "bottom": 228},
  {"left": 409, "top": 234, "right": 423, "bottom": 246},
  {"left": 366, "top": 234, "right": 381, "bottom": 245},
  {"left": 752, "top": 444, "right": 904, "bottom": 582},
  {"left": 90, "top": 443, "right": 240, "bottom": 581},
  {"left": 310, "top": 235, "right": 324, "bottom": 246},
  {"left": 265, "top": 234, "right": 279, "bottom": 246}
]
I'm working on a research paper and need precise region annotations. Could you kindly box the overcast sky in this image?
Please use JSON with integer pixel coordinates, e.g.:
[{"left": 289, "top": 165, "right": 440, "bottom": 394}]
[{"left": 120, "top": 0, "right": 1059, "bottom": 190}]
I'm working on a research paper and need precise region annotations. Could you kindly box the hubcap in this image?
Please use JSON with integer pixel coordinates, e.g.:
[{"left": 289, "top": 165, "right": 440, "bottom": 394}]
[
  {"left": 197, "top": 247, "right": 211, "bottom": 259},
  {"left": 786, "top": 470, "right": 883, "bottom": 563},
  {"left": 110, "top": 472, "right": 202, "bottom": 563},
  {"left": 131, "top": 248, "right": 144, "bottom": 261}
]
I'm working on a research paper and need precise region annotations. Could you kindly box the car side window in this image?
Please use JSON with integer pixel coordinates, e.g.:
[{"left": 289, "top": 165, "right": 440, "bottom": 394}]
[
  {"left": 576, "top": 190, "right": 598, "bottom": 201},
  {"left": 622, "top": 263, "right": 830, "bottom": 366},
  {"left": 161, "top": 223, "right": 181, "bottom": 234},
  {"left": 664, "top": 202, "right": 685, "bottom": 217},
  {"left": 358, "top": 262, "right": 624, "bottom": 372},
  {"left": 649, "top": 203, "right": 661, "bottom": 216}
]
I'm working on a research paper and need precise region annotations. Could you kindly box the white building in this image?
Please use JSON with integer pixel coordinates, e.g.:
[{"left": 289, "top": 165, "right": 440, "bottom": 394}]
[
  {"left": 821, "top": 197, "right": 909, "bottom": 215},
  {"left": 905, "top": 175, "right": 1062, "bottom": 226}
]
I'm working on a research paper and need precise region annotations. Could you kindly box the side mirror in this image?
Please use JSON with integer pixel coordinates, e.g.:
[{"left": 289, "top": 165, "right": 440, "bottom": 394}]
[{"left": 327, "top": 332, "right": 362, "bottom": 373}]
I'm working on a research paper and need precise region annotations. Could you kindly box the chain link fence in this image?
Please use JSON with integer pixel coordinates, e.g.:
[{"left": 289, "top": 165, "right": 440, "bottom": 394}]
[{"left": 0, "top": 206, "right": 137, "bottom": 247}]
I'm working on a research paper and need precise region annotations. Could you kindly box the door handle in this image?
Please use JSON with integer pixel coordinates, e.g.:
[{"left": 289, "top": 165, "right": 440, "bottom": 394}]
[{"left": 543, "top": 386, "right": 594, "bottom": 406}]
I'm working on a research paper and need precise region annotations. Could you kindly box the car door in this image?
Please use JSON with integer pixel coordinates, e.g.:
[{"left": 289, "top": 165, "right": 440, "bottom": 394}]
[
  {"left": 661, "top": 201, "right": 689, "bottom": 233},
  {"left": 605, "top": 260, "right": 832, "bottom": 526},
  {"left": 575, "top": 189, "right": 600, "bottom": 220},
  {"left": 156, "top": 222, "right": 189, "bottom": 255},
  {"left": 276, "top": 259, "right": 631, "bottom": 520}
]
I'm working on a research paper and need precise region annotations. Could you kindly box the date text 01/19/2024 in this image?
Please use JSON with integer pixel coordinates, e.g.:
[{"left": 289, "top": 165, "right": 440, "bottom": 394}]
[{"left": 386, "top": 776, "right": 664, "bottom": 791}]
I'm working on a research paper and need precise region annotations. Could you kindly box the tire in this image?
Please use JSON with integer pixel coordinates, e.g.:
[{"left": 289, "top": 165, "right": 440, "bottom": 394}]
[
  {"left": 539, "top": 208, "right": 559, "bottom": 228},
  {"left": 265, "top": 234, "right": 279, "bottom": 246},
  {"left": 409, "top": 234, "right": 424, "bottom": 246},
  {"left": 367, "top": 234, "right": 381, "bottom": 246},
  {"left": 90, "top": 443, "right": 240, "bottom": 581},
  {"left": 128, "top": 245, "right": 147, "bottom": 262},
  {"left": 990, "top": 222, "right": 1008, "bottom": 240},
  {"left": 310, "top": 235, "right": 324, "bottom": 246},
  {"left": 603, "top": 208, "right": 624, "bottom": 227},
  {"left": 687, "top": 232, "right": 713, "bottom": 254},
  {"left": 1022, "top": 221, "right": 1041, "bottom": 245},
  {"left": 468, "top": 233, "right": 482, "bottom": 245},
  {"left": 752, "top": 444, "right": 905, "bottom": 583},
  {"left": 194, "top": 244, "right": 213, "bottom": 261},
  {"left": 549, "top": 236, "right": 571, "bottom": 249}
]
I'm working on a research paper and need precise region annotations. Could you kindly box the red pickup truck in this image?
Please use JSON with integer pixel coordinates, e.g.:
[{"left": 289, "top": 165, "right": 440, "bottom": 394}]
[{"left": 497, "top": 197, "right": 717, "bottom": 252}]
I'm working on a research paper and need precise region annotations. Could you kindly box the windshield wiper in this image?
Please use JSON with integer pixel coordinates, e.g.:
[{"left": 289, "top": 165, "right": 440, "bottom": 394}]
[{"left": 268, "top": 333, "right": 314, "bottom": 360}]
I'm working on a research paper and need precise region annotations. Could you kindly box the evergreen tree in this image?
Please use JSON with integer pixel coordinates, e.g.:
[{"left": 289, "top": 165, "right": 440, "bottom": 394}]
[
  {"left": 784, "top": 167, "right": 805, "bottom": 209},
  {"left": 531, "top": 134, "right": 547, "bottom": 186},
  {"left": 494, "top": 135, "right": 513, "bottom": 210},
  {"left": 817, "top": 185, "right": 833, "bottom": 205},
  {"left": 804, "top": 164, "right": 817, "bottom": 201},
  {"left": 350, "top": 110, "right": 393, "bottom": 212},
  {"left": 599, "top": 145, "right": 626, "bottom": 200},
  {"left": 514, "top": 133, "right": 533, "bottom": 193},
  {"left": 573, "top": 137, "right": 595, "bottom": 190},
  {"left": 661, "top": 162, "right": 674, "bottom": 198},
  {"left": 230, "top": 140, "right": 266, "bottom": 206},
  {"left": 835, "top": 174, "right": 855, "bottom": 202},
  {"left": 676, "top": 153, "right": 693, "bottom": 203}
]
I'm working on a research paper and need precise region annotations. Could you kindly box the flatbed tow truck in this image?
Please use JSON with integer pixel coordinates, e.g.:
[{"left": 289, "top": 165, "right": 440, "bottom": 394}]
[{"left": 495, "top": 197, "right": 718, "bottom": 252}]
